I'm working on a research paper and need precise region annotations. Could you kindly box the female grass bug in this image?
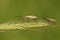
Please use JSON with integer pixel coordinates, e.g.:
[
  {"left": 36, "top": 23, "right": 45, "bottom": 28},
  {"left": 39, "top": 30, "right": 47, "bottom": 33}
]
[{"left": 22, "top": 16, "right": 38, "bottom": 22}]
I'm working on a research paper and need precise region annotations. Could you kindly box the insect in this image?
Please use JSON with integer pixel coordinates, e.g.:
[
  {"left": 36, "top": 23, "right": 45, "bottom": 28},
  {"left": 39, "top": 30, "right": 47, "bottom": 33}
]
[
  {"left": 43, "top": 17, "right": 56, "bottom": 25},
  {"left": 22, "top": 16, "right": 38, "bottom": 21},
  {"left": 23, "top": 16, "right": 37, "bottom": 19}
]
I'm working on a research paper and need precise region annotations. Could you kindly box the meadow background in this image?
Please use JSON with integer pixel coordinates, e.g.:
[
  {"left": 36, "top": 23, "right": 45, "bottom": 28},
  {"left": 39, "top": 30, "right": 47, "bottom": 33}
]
[{"left": 0, "top": 0, "right": 60, "bottom": 40}]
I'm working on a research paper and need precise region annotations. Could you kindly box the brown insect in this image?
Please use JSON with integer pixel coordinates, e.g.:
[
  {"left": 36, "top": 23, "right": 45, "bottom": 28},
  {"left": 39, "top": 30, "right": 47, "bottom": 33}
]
[{"left": 43, "top": 17, "right": 56, "bottom": 25}]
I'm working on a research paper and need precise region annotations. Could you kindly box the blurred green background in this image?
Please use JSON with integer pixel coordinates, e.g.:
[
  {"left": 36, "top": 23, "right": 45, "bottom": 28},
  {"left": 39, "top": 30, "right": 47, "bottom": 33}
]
[{"left": 0, "top": 0, "right": 60, "bottom": 40}]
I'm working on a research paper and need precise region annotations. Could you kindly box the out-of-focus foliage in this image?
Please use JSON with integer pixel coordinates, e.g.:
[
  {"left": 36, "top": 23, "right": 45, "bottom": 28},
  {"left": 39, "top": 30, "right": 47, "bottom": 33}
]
[{"left": 0, "top": 0, "right": 60, "bottom": 40}]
